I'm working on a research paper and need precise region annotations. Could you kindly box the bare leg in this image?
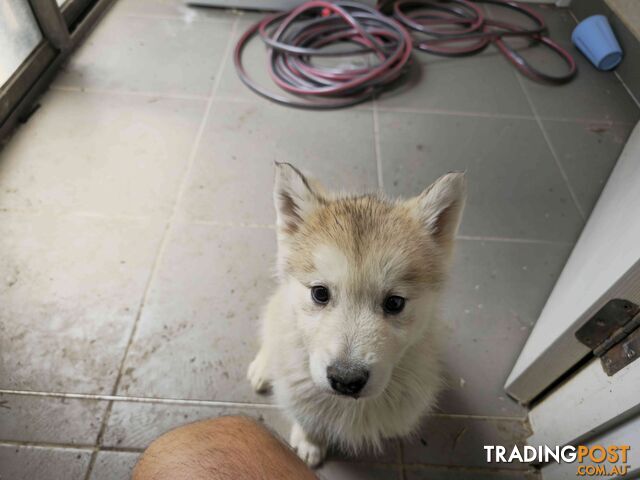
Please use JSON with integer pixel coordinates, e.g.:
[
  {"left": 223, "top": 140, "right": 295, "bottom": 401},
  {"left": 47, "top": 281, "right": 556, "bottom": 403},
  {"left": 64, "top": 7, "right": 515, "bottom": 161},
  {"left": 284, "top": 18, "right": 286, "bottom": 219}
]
[{"left": 133, "top": 416, "right": 317, "bottom": 480}]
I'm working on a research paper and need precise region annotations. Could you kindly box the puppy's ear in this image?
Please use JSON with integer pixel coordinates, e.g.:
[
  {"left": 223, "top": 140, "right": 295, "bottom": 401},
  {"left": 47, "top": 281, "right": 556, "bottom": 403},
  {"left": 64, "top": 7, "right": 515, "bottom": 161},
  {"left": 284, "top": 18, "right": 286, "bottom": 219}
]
[
  {"left": 409, "top": 172, "right": 466, "bottom": 250},
  {"left": 273, "top": 162, "right": 322, "bottom": 234}
]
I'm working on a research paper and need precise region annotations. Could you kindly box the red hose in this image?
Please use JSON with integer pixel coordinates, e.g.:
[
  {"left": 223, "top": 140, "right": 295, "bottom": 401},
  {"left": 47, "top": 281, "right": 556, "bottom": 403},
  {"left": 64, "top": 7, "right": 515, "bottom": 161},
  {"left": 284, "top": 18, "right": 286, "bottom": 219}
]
[
  {"left": 233, "top": 0, "right": 577, "bottom": 109},
  {"left": 234, "top": 1, "right": 413, "bottom": 109},
  {"left": 393, "top": 0, "right": 576, "bottom": 84}
]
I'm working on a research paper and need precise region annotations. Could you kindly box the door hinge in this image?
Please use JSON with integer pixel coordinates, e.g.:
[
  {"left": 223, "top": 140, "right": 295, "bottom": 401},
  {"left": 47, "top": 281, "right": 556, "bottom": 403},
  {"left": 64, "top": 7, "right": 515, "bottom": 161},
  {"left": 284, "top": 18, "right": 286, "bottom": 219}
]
[{"left": 575, "top": 298, "right": 640, "bottom": 376}]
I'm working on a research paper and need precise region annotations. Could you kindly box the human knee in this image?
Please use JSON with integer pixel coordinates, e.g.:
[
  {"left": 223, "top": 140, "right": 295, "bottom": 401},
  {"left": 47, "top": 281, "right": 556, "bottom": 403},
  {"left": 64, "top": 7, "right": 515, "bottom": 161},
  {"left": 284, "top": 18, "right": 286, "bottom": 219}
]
[{"left": 133, "top": 416, "right": 262, "bottom": 480}]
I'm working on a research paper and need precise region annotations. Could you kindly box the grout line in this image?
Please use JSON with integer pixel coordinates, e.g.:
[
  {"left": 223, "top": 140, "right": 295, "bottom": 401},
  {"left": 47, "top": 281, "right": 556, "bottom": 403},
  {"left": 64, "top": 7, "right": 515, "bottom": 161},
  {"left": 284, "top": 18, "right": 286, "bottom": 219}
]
[
  {"left": 0, "top": 440, "right": 95, "bottom": 452},
  {"left": 207, "top": 95, "right": 633, "bottom": 125},
  {"left": 0, "top": 207, "right": 574, "bottom": 245},
  {"left": 0, "top": 209, "right": 155, "bottom": 221},
  {"left": 208, "top": 94, "right": 376, "bottom": 112},
  {"left": 82, "top": 403, "right": 114, "bottom": 480},
  {"left": 0, "top": 388, "right": 526, "bottom": 421},
  {"left": 0, "top": 389, "right": 277, "bottom": 409},
  {"left": 398, "top": 438, "right": 407, "bottom": 480},
  {"left": 0, "top": 440, "right": 142, "bottom": 454},
  {"left": 0, "top": 210, "right": 570, "bottom": 245},
  {"left": 209, "top": 18, "right": 241, "bottom": 99},
  {"left": 614, "top": 71, "right": 640, "bottom": 110},
  {"left": 60, "top": 211, "right": 154, "bottom": 221},
  {"left": 80, "top": 18, "right": 242, "bottom": 480},
  {"left": 0, "top": 206, "right": 574, "bottom": 246},
  {"left": 375, "top": 104, "right": 635, "bottom": 125},
  {"left": 426, "top": 411, "right": 527, "bottom": 421},
  {"left": 186, "top": 218, "right": 276, "bottom": 229},
  {"left": 372, "top": 98, "right": 384, "bottom": 191},
  {"left": 50, "top": 85, "right": 209, "bottom": 102},
  {"left": 456, "top": 235, "right": 573, "bottom": 246},
  {"left": 537, "top": 115, "right": 635, "bottom": 126},
  {"left": 117, "top": 12, "right": 238, "bottom": 23},
  {"left": 374, "top": 105, "right": 535, "bottom": 120},
  {"left": 512, "top": 71, "right": 586, "bottom": 220}
]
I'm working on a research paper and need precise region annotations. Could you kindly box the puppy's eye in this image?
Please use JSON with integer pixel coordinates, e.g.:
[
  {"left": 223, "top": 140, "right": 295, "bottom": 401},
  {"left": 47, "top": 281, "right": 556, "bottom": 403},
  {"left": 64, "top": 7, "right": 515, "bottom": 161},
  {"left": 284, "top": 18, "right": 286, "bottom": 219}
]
[
  {"left": 383, "top": 295, "right": 405, "bottom": 315},
  {"left": 311, "top": 285, "right": 330, "bottom": 305}
]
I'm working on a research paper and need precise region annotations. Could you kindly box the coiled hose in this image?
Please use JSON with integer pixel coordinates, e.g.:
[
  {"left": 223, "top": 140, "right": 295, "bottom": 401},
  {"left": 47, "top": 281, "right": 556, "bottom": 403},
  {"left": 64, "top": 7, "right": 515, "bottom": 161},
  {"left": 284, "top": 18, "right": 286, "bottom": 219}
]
[
  {"left": 234, "top": 1, "right": 412, "bottom": 109},
  {"left": 234, "top": 0, "right": 576, "bottom": 109},
  {"left": 392, "top": 0, "right": 576, "bottom": 84}
]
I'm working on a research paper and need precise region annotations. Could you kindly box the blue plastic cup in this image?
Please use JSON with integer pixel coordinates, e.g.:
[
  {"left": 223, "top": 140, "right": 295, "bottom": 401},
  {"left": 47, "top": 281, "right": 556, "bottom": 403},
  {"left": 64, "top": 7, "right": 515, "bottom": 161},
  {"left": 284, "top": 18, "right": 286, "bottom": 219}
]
[{"left": 572, "top": 15, "right": 623, "bottom": 71}]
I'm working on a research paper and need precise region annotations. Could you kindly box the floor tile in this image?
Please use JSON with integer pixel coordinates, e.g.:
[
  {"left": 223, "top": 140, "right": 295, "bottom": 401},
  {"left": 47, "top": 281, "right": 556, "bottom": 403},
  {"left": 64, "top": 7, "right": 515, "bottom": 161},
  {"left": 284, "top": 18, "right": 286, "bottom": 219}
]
[
  {"left": 536, "top": 6, "right": 576, "bottom": 40},
  {"left": 110, "top": 0, "right": 238, "bottom": 22},
  {"left": 377, "top": 111, "right": 585, "bottom": 243},
  {"left": 405, "top": 465, "right": 540, "bottom": 480},
  {"left": 55, "top": 13, "right": 233, "bottom": 96},
  {"left": 317, "top": 461, "right": 402, "bottom": 480},
  {"left": 402, "top": 415, "right": 531, "bottom": 470},
  {"left": 377, "top": 54, "right": 533, "bottom": 116},
  {"left": 540, "top": 120, "right": 634, "bottom": 216},
  {"left": 179, "top": 100, "right": 378, "bottom": 224},
  {"left": 117, "top": 222, "right": 276, "bottom": 401},
  {"left": 519, "top": 45, "right": 639, "bottom": 124},
  {"left": 89, "top": 451, "right": 140, "bottom": 480},
  {"left": 0, "top": 214, "right": 164, "bottom": 393},
  {"left": 102, "top": 401, "right": 289, "bottom": 449},
  {"left": 437, "top": 239, "right": 572, "bottom": 416},
  {"left": 0, "top": 89, "right": 205, "bottom": 217},
  {"left": 0, "top": 445, "right": 91, "bottom": 480},
  {"left": 0, "top": 394, "right": 106, "bottom": 445}
]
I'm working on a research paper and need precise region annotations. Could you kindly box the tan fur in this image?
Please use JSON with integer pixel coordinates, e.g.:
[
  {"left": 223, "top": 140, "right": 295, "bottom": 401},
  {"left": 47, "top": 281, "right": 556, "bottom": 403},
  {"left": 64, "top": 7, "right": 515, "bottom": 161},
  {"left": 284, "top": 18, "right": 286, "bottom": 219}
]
[{"left": 248, "top": 163, "right": 466, "bottom": 467}]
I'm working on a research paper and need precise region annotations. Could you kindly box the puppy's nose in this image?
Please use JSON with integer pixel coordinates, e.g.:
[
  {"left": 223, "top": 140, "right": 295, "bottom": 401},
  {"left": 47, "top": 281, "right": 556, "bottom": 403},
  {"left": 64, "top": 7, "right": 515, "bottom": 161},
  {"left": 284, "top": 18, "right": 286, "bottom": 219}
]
[{"left": 326, "top": 361, "right": 369, "bottom": 397}]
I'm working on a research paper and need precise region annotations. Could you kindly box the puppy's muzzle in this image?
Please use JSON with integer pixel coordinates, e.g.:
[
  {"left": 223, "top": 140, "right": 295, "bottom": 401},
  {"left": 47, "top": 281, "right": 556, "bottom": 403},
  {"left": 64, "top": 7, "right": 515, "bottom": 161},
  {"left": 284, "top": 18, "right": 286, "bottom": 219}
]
[{"left": 326, "top": 361, "right": 369, "bottom": 397}]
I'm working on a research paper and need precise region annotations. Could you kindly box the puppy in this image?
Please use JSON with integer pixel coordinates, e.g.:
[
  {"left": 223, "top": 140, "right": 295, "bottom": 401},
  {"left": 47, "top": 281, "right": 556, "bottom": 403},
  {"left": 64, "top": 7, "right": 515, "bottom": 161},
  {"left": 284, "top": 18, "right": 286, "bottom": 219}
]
[{"left": 248, "top": 163, "right": 466, "bottom": 467}]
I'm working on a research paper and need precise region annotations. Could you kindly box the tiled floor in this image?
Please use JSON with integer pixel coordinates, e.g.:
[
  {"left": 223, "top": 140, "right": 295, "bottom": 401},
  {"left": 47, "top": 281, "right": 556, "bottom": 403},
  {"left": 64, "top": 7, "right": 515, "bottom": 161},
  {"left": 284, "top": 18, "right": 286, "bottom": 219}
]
[{"left": 1, "top": 1, "right": 638, "bottom": 479}]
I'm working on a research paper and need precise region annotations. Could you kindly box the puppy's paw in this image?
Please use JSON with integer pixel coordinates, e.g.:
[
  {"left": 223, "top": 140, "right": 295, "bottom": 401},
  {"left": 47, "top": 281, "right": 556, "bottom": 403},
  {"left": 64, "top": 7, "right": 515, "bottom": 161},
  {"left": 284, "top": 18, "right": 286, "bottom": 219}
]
[
  {"left": 247, "top": 351, "right": 272, "bottom": 394},
  {"left": 290, "top": 422, "right": 326, "bottom": 468},
  {"left": 295, "top": 437, "right": 326, "bottom": 468}
]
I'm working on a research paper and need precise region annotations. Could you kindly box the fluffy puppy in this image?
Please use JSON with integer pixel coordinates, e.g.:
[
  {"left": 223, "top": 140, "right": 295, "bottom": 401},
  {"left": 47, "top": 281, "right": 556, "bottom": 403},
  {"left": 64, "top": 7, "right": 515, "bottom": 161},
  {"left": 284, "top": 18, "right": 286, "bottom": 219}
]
[{"left": 248, "top": 163, "right": 466, "bottom": 466}]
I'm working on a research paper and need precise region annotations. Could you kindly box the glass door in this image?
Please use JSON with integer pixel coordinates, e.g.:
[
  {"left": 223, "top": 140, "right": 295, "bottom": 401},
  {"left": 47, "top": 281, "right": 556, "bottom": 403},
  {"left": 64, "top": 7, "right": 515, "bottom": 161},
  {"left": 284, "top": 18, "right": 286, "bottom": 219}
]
[
  {"left": 0, "top": 0, "right": 43, "bottom": 87},
  {"left": 0, "top": 0, "right": 113, "bottom": 140}
]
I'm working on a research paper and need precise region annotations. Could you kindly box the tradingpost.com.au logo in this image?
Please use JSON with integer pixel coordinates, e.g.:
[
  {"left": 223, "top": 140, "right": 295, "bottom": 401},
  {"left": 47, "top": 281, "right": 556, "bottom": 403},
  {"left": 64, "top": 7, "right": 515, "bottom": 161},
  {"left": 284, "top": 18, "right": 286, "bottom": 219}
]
[{"left": 484, "top": 445, "right": 632, "bottom": 476}]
